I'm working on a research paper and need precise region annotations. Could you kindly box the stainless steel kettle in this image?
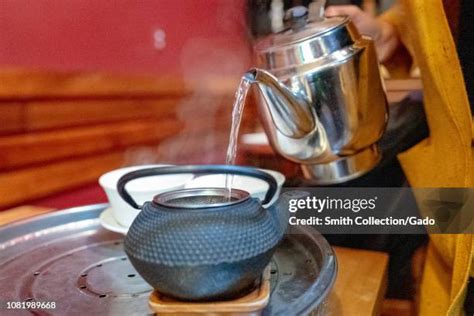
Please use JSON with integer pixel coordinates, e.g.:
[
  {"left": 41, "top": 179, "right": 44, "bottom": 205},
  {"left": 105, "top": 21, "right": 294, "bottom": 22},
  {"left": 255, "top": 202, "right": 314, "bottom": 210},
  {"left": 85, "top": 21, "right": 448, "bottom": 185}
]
[{"left": 246, "top": 7, "right": 388, "bottom": 184}]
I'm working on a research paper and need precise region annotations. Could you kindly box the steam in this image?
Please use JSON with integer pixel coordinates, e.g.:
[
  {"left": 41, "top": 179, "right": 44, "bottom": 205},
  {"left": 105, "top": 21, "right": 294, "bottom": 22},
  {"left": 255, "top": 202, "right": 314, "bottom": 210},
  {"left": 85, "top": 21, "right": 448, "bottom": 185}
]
[{"left": 124, "top": 1, "right": 251, "bottom": 167}]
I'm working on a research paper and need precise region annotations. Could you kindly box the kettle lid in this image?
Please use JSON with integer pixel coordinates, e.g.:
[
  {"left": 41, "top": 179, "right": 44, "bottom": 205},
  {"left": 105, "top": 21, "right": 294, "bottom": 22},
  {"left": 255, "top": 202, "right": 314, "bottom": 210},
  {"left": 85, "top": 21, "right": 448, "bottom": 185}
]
[
  {"left": 254, "top": 7, "right": 361, "bottom": 70},
  {"left": 256, "top": 17, "right": 347, "bottom": 51}
]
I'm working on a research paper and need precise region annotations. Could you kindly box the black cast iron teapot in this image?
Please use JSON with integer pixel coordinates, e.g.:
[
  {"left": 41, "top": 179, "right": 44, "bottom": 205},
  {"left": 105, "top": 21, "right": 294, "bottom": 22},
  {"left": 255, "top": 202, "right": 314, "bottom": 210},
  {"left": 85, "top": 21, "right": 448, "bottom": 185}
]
[{"left": 117, "top": 165, "right": 302, "bottom": 301}]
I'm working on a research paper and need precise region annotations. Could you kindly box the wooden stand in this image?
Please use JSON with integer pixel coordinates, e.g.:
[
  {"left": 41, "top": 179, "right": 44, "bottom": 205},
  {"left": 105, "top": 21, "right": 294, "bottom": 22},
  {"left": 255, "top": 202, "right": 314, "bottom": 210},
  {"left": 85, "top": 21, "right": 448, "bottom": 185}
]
[{"left": 148, "top": 267, "right": 271, "bottom": 316}]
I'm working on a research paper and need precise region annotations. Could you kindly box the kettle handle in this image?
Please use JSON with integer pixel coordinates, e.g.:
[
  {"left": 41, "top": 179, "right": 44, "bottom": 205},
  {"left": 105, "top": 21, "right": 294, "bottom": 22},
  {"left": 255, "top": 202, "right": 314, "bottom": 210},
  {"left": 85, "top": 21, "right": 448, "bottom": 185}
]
[{"left": 117, "top": 165, "right": 279, "bottom": 209}]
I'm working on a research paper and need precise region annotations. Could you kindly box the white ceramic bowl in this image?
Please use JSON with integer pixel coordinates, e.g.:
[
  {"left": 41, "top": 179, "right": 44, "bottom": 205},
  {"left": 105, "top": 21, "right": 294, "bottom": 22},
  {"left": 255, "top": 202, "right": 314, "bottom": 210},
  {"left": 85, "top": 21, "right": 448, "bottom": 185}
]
[
  {"left": 99, "top": 165, "right": 194, "bottom": 227},
  {"left": 184, "top": 168, "right": 285, "bottom": 206}
]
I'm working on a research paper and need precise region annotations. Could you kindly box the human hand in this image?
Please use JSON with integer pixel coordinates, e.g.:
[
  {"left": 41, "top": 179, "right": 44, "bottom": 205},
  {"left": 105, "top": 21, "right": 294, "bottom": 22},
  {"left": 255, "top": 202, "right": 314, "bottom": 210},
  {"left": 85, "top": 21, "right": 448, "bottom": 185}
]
[{"left": 325, "top": 5, "right": 399, "bottom": 62}]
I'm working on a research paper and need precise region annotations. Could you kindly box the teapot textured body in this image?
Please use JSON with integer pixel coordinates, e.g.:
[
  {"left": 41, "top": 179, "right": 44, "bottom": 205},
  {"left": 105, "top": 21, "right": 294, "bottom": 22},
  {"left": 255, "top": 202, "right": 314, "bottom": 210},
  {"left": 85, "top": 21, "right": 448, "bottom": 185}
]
[
  {"left": 117, "top": 165, "right": 303, "bottom": 301},
  {"left": 248, "top": 12, "right": 388, "bottom": 184}
]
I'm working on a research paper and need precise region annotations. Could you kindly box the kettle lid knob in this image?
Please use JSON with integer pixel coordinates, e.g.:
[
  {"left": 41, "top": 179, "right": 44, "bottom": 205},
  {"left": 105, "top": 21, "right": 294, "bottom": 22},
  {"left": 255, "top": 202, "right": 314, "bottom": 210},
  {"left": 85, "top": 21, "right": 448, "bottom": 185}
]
[{"left": 283, "top": 6, "right": 308, "bottom": 31}]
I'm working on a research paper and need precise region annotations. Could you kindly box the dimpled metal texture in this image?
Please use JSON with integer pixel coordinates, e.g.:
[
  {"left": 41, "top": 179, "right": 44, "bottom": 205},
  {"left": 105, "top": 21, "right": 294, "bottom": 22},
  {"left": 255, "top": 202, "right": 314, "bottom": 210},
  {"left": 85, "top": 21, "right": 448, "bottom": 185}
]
[
  {"left": 124, "top": 197, "right": 287, "bottom": 266},
  {"left": 0, "top": 204, "right": 336, "bottom": 314}
]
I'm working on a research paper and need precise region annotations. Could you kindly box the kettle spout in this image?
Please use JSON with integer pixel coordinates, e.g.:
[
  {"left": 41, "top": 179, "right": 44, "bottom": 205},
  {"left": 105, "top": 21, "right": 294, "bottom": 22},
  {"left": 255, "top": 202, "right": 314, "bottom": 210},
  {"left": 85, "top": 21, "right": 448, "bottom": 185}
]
[{"left": 245, "top": 68, "right": 315, "bottom": 138}]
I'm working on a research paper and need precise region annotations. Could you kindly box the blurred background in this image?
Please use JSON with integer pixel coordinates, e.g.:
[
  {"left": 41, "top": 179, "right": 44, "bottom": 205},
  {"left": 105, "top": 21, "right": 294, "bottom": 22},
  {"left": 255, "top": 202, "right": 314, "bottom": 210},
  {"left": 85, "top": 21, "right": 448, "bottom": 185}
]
[{"left": 0, "top": 0, "right": 399, "bottom": 210}]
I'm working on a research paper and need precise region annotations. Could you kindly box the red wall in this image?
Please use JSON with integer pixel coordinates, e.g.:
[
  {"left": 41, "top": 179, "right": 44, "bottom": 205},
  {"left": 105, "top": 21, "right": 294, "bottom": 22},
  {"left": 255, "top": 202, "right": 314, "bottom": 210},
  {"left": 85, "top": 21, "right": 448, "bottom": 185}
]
[{"left": 0, "top": 0, "right": 252, "bottom": 77}]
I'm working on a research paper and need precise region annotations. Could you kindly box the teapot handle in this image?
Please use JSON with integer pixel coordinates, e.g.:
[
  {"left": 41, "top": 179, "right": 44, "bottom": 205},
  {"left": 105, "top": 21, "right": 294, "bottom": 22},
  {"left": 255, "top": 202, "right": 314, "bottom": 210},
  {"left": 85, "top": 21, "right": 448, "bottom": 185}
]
[{"left": 117, "top": 165, "right": 279, "bottom": 209}]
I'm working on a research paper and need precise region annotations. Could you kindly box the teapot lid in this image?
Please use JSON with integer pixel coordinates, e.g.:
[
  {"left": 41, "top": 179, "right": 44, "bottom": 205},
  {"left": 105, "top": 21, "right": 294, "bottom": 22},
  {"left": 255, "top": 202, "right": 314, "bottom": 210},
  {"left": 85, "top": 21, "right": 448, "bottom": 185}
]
[{"left": 153, "top": 188, "right": 250, "bottom": 209}]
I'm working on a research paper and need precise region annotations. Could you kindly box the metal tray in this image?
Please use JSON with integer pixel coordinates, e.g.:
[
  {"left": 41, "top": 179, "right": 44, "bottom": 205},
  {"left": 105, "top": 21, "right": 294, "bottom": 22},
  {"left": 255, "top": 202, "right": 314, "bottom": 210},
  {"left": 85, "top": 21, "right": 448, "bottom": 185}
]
[{"left": 0, "top": 204, "right": 336, "bottom": 315}]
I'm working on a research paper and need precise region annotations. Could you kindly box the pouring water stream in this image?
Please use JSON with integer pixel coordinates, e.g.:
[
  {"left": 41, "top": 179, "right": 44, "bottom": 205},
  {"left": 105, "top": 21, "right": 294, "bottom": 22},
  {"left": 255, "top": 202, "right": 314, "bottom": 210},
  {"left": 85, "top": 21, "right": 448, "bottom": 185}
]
[{"left": 225, "top": 74, "right": 254, "bottom": 199}]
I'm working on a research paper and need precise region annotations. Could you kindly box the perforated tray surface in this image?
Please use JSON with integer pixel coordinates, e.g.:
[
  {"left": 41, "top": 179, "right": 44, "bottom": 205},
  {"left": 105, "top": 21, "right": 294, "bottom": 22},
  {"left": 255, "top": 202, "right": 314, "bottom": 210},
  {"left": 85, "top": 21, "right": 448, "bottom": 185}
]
[{"left": 0, "top": 204, "right": 336, "bottom": 315}]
